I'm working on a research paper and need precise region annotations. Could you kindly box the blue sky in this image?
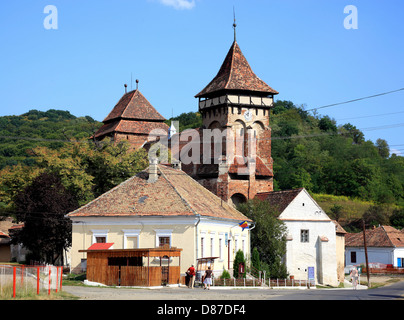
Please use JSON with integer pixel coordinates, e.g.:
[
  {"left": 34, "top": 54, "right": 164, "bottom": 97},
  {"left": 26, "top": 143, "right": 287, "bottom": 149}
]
[{"left": 0, "top": 0, "right": 403, "bottom": 154}]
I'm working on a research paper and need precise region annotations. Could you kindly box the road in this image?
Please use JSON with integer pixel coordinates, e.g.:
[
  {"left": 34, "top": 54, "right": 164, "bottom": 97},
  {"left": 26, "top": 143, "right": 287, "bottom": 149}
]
[{"left": 63, "top": 280, "right": 404, "bottom": 300}]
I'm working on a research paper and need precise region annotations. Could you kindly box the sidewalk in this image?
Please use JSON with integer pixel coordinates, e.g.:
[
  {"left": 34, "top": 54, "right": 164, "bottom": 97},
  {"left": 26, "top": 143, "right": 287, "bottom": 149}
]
[{"left": 342, "top": 279, "right": 368, "bottom": 290}]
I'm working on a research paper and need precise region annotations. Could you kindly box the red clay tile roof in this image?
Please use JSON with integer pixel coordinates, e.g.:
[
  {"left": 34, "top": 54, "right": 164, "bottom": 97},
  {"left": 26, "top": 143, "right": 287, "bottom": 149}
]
[
  {"left": 195, "top": 41, "right": 278, "bottom": 98},
  {"left": 345, "top": 226, "right": 404, "bottom": 248},
  {"left": 94, "top": 120, "right": 169, "bottom": 138},
  {"left": 103, "top": 89, "right": 166, "bottom": 123},
  {"left": 87, "top": 243, "right": 114, "bottom": 250},
  {"left": 93, "top": 89, "right": 169, "bottom": 139},
  {"left": 67, "top": 164, "right": 251, "bottom": 222},
  {"left": 255, "top": 188, "right": 304, "bottom": 213},
  {"left": 332, "top": 220, "right": 347, "bottom": 234}
]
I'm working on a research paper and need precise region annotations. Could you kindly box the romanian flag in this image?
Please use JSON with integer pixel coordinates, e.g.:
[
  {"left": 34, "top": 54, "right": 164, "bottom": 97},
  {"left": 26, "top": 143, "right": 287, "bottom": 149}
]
[{"left": 239, "top": 221, "right": 249, "bottom": 231}]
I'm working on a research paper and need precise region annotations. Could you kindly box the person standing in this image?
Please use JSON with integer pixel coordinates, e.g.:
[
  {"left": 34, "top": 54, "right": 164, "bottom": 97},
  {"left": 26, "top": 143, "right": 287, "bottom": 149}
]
[
  {"left": 350, "top": 267, "right": 359, "bottom": 290},
  {"left": 187, "top": 264, "right": 195, "bottom": 288},
  {"left": 203, "top": 266, "right": 213, "bottom": 290}
]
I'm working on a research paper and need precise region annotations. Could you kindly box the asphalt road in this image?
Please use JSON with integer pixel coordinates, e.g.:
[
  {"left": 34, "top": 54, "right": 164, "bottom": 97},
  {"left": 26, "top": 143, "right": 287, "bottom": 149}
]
[{"left": 63, "top": 280, "right": 404, "bottom": 300}]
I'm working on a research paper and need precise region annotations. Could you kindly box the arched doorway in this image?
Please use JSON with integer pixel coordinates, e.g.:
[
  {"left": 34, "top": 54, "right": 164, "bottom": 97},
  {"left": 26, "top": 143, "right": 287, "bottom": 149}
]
[{"left": 230, "top": 193, "right": 247, "bottom": 207}]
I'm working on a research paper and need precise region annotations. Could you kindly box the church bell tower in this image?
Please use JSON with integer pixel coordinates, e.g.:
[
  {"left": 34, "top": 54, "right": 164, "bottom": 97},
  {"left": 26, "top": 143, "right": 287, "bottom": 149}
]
[{"left": 194, "top": 23, "right": 279, "bottom": 206}]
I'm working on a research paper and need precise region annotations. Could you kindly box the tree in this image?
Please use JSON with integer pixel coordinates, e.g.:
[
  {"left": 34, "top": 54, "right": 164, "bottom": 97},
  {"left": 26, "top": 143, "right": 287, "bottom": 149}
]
[
  {"left": 233, "top": 250, "right": 246, "bottom": 279},
  {"left": 12, "top": 172, "right": 78, "bottom": 265},
  {"left": 376, "top": 138, "right": 390, "bottom": 158},
  {"left": 237, "top": 199, "right": 288, "bottom": 279},
  {"left": 363, "top": 204, "right": 390, "bottom": 228},
  {"left": 318, "top": 116, "right": 337, "bottom": 132},
  {"left": 33, "top": 139, "right": 149, "bottom": 204},
  {"left": 390, "top": 208, "right": 404, "bottom": 229},
  {"left": 341, "top": 123, "right": 364, "bottom": 144},
  {"left": 330, "top": 204, "right": 344, "bottom": 221},
  {"left": 251, "top": 247, "right": 261, "bottom": 271}
]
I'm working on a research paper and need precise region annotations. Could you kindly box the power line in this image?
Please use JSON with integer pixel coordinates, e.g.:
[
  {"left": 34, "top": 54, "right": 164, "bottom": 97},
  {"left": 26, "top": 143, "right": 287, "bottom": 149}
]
[
  {"left": 305, "top": 87, "right": 404, "bottom": 112},
  {"left": 336, "top": 110, "right": 404, "bottom": 121}
]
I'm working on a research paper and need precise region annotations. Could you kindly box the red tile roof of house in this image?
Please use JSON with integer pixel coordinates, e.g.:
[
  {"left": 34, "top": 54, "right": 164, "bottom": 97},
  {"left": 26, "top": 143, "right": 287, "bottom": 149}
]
[
  {"left": 345, "top": 225, "right": 404, "bottom": 248},
  {"left": 195, "top": 41, "right": 278, "bottom": 98},
  {"left": 67, "top": 164, "right": 251, "bottom": 222},
  {"left": 103, "top": 89, "right": 166, "bottom": 123},
  {"left": 255, "top": 188, "right": 304, "bottom": 214},
  {"left": 93, "top": 120, "right": 169, "bottom": 139},
  {"left": 87, "top": 243, "right": 114, "bottom": 250},
  {"left": 93, "top": 89, "right": 169, "bottom": 140}
]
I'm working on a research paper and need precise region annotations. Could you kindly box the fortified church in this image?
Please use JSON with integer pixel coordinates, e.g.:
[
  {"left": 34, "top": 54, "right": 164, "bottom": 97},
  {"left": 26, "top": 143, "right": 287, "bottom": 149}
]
[
  {"left": 93, "top": 29, "right": 278, "bottom": 207},
  {"left": 77, "top": 23, "right": 342, "bottom": 286}
]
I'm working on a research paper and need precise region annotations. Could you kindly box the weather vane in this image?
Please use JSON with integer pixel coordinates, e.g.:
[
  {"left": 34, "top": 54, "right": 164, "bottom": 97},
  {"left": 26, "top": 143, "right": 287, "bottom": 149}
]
[{"left": 233, "top": 6, "right": 237, "bottom": 42}]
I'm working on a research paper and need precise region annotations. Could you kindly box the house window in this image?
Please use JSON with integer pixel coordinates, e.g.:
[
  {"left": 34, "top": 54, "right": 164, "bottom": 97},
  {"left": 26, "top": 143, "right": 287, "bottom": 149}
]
[
  {"left": 92, "top": 230, "right": 108, "bottom": 244},
  {"left": 210, "top": 238, "right": 214, "bottom": 257},
  {"left": 219, "top": 238, "right": 222, "bottom": 259},
  {"left": 159, "top": 236, "right": 170, "bottom": 247},
  {"left": 154, "top": 229, "right": 173, "bottom": 248},
  {"left": 122, "top": 229, "right": 141, "bottom": 249},
  {"left": 201, "top": 237, "right": 204, "bottom": 258},
  {"left": 300, "top": 230, "right": 309, "bottom": 243},
  {"left": 351, "top": 251, "right": 357, "bottom": 264},
  {"left": 96, "top": 236, "right": 106, "bottom": 243}
]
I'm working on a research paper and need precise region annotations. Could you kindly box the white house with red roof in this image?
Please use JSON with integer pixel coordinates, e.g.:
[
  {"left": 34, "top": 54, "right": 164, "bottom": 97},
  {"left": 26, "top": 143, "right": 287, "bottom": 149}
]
[
  {"left": 257, "top": 188, "right": 341, "bottom": 286},
  {"left": 345, "top": 225, "right": 404, "bottom": 268},
  {"left": 66, "top": 161, "right": 252, "bottom": 276}
]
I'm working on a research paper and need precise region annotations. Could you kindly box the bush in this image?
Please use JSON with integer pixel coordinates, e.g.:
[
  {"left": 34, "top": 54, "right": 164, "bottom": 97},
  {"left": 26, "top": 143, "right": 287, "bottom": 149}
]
[
  {"left": 233, "top": 250, "right": 246, "bottom": 279},
  {"left": 220, "top": 269, "right": 231, "bottom": 279}
]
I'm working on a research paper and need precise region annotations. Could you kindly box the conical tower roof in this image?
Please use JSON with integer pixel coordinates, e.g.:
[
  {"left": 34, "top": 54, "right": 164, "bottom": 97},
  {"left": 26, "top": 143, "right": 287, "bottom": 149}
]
[
  {"left": 195, "top": 41, "right": 278, "bottom": 98},
  {"left": 103, "top": 89, "right": 166, "bottom": 123}
]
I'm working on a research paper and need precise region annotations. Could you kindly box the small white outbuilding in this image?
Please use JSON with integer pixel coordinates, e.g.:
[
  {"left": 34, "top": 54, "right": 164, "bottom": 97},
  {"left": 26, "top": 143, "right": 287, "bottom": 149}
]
[{"left": 257, "top": 188, "right": 340, "bottom": 287}]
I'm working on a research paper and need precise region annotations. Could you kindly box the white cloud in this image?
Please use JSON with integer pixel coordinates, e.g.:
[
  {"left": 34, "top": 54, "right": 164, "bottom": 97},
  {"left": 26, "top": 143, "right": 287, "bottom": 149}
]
[
  {"left": 390, "top": 149, "right": 402, "bottom": 156},
  {"left": 158, "top": 0, "right": 196, "bottom": 10}
]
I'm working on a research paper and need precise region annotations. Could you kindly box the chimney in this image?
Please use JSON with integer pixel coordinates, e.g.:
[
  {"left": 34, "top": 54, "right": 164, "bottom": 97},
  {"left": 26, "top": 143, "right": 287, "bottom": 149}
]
[
  {"left": 148, "top": 157, "right": 158, "bottom": 183},
  {"left": 173, "top": 160, "right": 181, "bottom": 170}
]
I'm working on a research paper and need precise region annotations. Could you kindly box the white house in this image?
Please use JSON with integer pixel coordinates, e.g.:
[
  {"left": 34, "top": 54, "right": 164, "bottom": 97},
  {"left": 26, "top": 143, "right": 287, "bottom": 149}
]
[
  {"left": 66, "top": 161, "right": 252, "bottom": 278},
  {"left": 257, "top": 188, "right": 340, "bottom": 286},
  {"left": 345, "top": 225, "right": 404, "bottom": 268}
]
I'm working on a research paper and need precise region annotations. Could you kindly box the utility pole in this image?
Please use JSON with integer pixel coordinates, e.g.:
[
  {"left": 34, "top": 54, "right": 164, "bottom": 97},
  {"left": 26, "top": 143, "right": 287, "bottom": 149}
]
[{"left": 362, "top": 220, "right": 371, "bottom": 287}]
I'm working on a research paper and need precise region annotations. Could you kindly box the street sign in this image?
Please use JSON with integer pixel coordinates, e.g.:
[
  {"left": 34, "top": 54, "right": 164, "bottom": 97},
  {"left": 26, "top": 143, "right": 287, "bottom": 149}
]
[{"left": 308, "top": 267, "right": 315, "bottom": 280}]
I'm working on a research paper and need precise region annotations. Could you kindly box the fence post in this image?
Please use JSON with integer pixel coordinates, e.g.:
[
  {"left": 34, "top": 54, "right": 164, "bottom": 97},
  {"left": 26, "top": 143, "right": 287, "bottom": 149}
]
[
  {"left": 37, "top": 267, "right": 40, "bottom": 295},
  {"left": 48, "top": 267, "right": 51, "bottom": 295},
  {"left": 13, "top": 267, "right": 16, "bottom": 298},
  {"left": 60, "top": 267, "right": 63, "bottom": 292},
  {"left": 55, "top": 267, "right": 58, "bottom": 293}
]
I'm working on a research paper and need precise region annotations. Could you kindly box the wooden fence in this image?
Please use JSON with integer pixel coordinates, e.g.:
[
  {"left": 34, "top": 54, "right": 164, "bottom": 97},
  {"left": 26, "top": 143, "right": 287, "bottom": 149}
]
[
  {"left": 81, "top": 247, "right": 182, "bottom": 287},
  {"left": 362, "top": 267, "right": 404, "bottom": 275}
]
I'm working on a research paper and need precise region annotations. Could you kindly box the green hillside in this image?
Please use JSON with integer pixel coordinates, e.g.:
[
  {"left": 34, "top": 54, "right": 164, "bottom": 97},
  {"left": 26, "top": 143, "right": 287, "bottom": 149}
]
[
  {"left": 0, "top": 109, "right": 102, "bottom": 169},
  {"left": 1, "top": 104, "right": 403, "bottom": 229}
]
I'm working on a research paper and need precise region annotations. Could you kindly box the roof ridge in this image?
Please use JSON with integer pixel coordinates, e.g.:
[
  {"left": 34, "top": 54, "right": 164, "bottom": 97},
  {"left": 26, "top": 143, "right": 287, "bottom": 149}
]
[
  {"left": 159, "top": 165, "right": 251, "bottom": 221},
  {"left": 157, "top": 165, "right": 198, "bottom": 216},
  {"left": 224, "top": 41, "right": 237, "bottom": 90},
  {"left": 66, "top": 173, "right": 140, "bottom": 217},
  {"left": 381, "top": 225, "right": 398, "bottom": 247}
]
